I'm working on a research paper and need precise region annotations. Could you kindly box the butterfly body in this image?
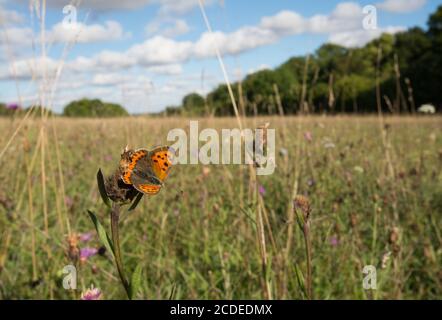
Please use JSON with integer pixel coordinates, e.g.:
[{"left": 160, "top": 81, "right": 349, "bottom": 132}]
[{"left": 120, "top": 146, "right": 173, "bottom": 195}]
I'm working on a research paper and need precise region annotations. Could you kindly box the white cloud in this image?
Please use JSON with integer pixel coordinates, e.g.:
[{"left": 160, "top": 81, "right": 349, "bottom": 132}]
[
  {"left": 70, "top": 50, "right": 135, "bottom": 72},
  {"left": 260, "top": 2, "right": 364, "bottom": 36},
  {"left": 0, "top": 56, "right": 59, "bottom": 80},
  {"left": 158, "top": 0, "right": 216, "bottom": 15},
  {"left": 0, "top": 6, "right": 24, "bottom": 25},
  {"left": 146, "top": 19, "right": 190, "bottom": 38},
  {"left": 0, "top": 27, "right": 34, "bottom": 47},
  {"left": 0, "top": 20, "right": 128, "bottom": 52},
  {"left": 194, "top": 26, "right": 278, "bottom": 58},
  {"left": 147, "top": 64, "right": 183, "bottom": 75},
  {"left": 329, "top": 26, "right": 406, "bottom": 47},
  {"left": 257, "top": 2, "right": 405, "bottom": 47},
  {"left": 121, "top": 76, "right": 154, "bottom": 93},
  {"left": 260, "top": 10, "right": 305, "bottom": 35},
  {"left": 128, "top": 36, "right": 193, "bottom": 66},
  {"left": 308, "top": 2, "right": 363, "bottom": 33},
  {"left": 92, "top": 73, "right": 127, "bottom": 86},
  {"left": 49, "top": 21, "right": 128, "bottom": 43},
  {"left": 377, "top": 0, "right": 426, "bottom": 13}
]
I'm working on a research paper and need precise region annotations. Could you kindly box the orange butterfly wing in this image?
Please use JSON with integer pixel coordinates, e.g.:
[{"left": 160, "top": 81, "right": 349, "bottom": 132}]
[
  {"left": 149, "top": 146, "right": 173, "bottom": 182},
  {"left": 121, "top": 149, "right": 148, "bottom": 185},
  {"left": 136, "top": 184, "right": 161, "bottom": 195}
]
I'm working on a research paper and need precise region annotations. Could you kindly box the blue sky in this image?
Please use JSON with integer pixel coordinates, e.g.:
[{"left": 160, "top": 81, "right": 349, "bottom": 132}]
[{"left": 0, "top": 0, "right": 440, "bottom": 113}]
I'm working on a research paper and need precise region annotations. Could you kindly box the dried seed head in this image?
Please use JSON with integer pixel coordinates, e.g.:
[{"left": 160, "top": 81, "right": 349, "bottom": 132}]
[
  {"left": 105, "top": 171, "right": 139, "bottom": 204},
  {"left": 67, "top": 234, "right": 79, "bottom": 262},
  {"left": 99, "top": 147, "right": 140, "bottom": 204},
  {"left": 423, "top": 243, "right": 435, "bottom": 263},
  {"left": 294, "top": 195, "right": 311, "bottom": 221},
  {"left": 389, "top": 227, "right": 401, "bottom": 256},
  {"left": 389, "top": 227, "right": 400, "bottom": 245},
  {"left": 22, "top": 137, "right": 31, "bottom": 153},
  {"left": 350, "top": 213, "right": 358, "bottom": 228}
]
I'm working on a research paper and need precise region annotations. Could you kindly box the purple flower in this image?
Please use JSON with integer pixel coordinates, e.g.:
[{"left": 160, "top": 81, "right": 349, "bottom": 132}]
[
  {"left": 80, "top": 287, "right": 101, "bottom": 300},
  {"left": 80, "top": 247, "right": 98, "bottom": 262},
  {"left": 104, "top": 154, "right": 113, "bottom": 162},
  {"left": 79, "top": 232, "right": 94, "bottom": 242},
  {"left": 329, "top": 236, "right": 339, "bottom": 247},
  {"left": 6, "top": 103, "right": 19, "bottom": 110},
  {"left": 258, "top": 185, "right": 266, "bottom": 196},
  {"left": 64, "top": 196, "right": 74, "bottom": 208},
  {"left": 304, "top": 131, "right": 313, "bottom": 142}
]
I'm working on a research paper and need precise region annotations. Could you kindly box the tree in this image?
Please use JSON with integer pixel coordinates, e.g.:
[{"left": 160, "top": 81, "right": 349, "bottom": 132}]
[
  {"left": 428, "top": 5, "right": 442, "bottom": 40},
  {"left": 63, "top": 99, "right": 128, "bottom": 117},
  {"left": 182, "top": 93, "right": 206, "bottom": 116},
  {"left": 424, "top": 5, "right": 442, "bottom": 107}
]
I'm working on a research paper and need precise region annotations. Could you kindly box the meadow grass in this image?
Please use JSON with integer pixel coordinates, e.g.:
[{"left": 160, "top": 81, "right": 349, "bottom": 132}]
[{"left": 0, "top": 115, "right": 440, "bottom": 299}]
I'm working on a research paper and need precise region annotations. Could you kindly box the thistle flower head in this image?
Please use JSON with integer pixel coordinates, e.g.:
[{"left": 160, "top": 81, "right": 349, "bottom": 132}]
[
  {"left": 6, "top": 103, "right": 19, "bottom": 110},
  {"left": 80, "top": 285, "right": 102, "bottom": 300},
  {"left": 80, "top": 247, "right": 98, "bottom": 263}
]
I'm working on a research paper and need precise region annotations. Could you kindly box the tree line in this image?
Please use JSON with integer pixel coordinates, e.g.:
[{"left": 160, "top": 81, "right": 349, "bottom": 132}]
[
  {"left": 164, "top": 6, "right": 442, "bottom": 116},
  {"left": 0, "top": 99, "right": 128, "bottom": 118}
]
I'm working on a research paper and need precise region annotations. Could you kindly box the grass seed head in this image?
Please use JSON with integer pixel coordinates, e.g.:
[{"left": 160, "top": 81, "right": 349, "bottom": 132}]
[
  {"left": 67, "top": 234, "right": 79, "bottom": 262},
  {"left": 294, "top": 195, "right": 311, "bottom": 222}
]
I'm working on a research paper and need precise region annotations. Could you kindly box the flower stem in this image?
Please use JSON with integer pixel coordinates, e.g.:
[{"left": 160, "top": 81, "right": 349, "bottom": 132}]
[
  {"left": 303, "top": 222, "right": 313, "bottom": 300},
  {"left": 110, "top": 202, "right": 131, "bottom": 299}
]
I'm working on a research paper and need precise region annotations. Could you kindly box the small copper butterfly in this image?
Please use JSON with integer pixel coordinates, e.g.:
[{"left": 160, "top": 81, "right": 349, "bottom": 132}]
[{"left": 120, "top": 146, "right": 174, "bottom": 195}]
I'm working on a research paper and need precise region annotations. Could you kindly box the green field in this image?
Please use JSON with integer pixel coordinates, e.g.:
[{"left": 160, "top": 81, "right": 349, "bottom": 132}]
[{"left": 0, "top": 116, "right": 440, "bottom": 299}]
